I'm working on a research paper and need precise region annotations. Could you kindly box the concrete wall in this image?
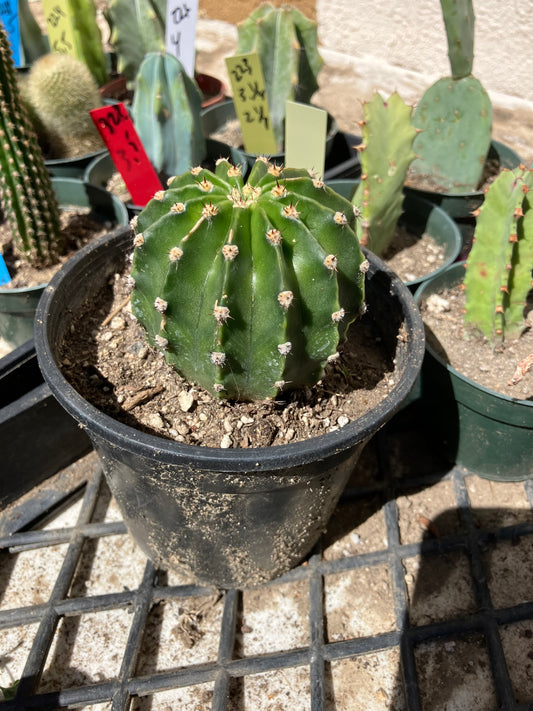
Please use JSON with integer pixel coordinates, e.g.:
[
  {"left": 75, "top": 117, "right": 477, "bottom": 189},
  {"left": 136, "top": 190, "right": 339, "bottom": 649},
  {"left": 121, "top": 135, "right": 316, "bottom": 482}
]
[{"left": 316, "top": 0, "right": 533, "bottom": 109}]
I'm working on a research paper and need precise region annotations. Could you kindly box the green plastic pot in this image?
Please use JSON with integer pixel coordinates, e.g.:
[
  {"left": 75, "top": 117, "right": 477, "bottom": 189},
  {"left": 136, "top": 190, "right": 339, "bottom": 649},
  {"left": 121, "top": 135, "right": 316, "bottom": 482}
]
[
  {"left": 326, "top": 179, "right": 462, "bottom": 292},
  {"left": 414, "top": 262, "right": 533, "bottom": 481},
  {"left": 0, "top": 178, "right": 129, "bottom": 351}
]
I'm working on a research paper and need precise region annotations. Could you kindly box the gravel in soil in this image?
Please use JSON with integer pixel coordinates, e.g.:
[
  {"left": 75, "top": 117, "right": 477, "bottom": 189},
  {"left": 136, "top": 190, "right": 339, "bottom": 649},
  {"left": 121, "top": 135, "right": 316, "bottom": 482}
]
[
  {"left": 57, "top": 261, "right": 405, "bottom": 448},
  {"left": 420, "top": 284, "right": 533, "bottom": 399}
]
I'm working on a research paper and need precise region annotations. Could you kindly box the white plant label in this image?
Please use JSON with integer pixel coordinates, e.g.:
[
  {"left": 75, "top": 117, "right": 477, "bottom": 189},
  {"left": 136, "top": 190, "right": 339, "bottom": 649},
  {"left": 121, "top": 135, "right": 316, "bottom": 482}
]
[{"left": 165, "top": 0, "right": 198, "bottom": 77}]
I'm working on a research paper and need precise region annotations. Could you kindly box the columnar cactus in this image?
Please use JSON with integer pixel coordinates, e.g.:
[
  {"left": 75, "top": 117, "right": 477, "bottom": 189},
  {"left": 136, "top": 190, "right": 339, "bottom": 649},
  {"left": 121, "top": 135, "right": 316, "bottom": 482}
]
[
  {"left": 130, "top": 158, "right": 367, "bottom": 401},
  {"left": 104, "top": 0, "right": 166, "bottom": 83},
  {"left": 236, "top": 3, "right": 324, "bottom": 151},
  {"left": 0, "top": 21, "right": 63, "bottom": 266},
  {"left": 352, "top": 92, "right": 417, "bottom": 256},
  {"left": 24, "top": 52, "right": 104, "bottom": 159},
  {"left": 410, "top": 0, "right": 492, "bottom": 193},
  {"left": 464, "top": 165, "right": 533, "bottom": 343},
  {"left": 62, "top": 0, "right": 109, "bottom": 87},
  {"left": 131, "top": 52, "right": 206, "bottom": 179}
]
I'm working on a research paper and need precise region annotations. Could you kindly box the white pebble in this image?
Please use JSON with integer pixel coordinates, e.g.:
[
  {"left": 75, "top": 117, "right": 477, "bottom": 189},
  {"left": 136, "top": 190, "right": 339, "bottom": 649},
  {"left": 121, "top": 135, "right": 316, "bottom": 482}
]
[
  {"left": 178, "top": 390, "right": 195, "bottom": 412},
  {"left": 220, "top": 434, "right": 233, "bottom": 449},
  {"left": 426, "top": 294, "right": 450, "bottom": 314}
]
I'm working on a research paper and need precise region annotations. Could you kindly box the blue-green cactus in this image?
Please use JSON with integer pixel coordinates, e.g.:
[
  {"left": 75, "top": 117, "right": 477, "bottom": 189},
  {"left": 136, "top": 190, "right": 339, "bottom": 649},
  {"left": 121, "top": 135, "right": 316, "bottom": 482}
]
[
  {"left": 352, "top": 92, "right": 417, "bottom": 256},
  {"left": 104, "top": 0, "right": 166, "bottom": 83},
  {"left": 236, "top": 3, "right": 323, "bottom": 151},
  {"left": 464, "top": 165, "right": 533, "bottom": 342},
  {"left": 131, "top": 52, "right": 206, "bottom": 179},
  {"left": 0, "top": 21, "right": 63, "bottom": 266},
  {"left": 410, "top": 0, "right": 492, "bottom": 193},
  {"left": 130, "top": 158, "right": 367, "bottom": 401}
]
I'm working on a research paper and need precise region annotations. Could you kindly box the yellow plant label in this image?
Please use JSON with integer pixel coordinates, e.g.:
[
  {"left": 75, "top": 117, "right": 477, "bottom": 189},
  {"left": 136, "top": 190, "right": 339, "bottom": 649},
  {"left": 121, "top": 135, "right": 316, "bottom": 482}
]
[
  {"left": 225, "top": 53, "right": 277, "bottom": 156},
  {"left": 41, "top": 0, "right": 76, "bottom": 56}
]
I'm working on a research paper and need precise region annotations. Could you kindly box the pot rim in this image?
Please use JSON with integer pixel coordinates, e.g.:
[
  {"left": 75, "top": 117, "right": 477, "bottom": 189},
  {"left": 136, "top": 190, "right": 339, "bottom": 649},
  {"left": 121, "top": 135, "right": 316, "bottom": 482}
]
[{"left": 35, "top": 225, "right": 426, "bottom": 472}]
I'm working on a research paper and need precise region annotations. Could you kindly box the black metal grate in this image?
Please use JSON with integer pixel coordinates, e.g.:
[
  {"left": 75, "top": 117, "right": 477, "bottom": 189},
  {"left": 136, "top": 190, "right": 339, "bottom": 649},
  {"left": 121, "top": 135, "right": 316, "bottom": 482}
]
[{"left": 1, "top": 404, "right": 533, "bottom": 711}]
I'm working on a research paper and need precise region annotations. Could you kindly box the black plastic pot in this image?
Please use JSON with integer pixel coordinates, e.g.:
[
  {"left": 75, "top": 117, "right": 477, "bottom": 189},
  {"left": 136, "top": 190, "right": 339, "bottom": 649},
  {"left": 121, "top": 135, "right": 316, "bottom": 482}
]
[
  {"left": 35, "top": 225, "right": 425, "bottom": 589},
  {"left": 200, "top": 98, "right": 344, "bottom": 176},
  {"left": 0, "top": 339, "right": 91, "bottom": 510},
  {"left": 414, "top": 262, "right": 533, "bottom": 481},
  {"left": 327, "top": 180, "right": 462, "bottom": 292},
  {"left": 0, "top": 177, "right": 129, "bottom": 352},
  {"left": 84, "top": 138, "right": 250, "bottom": 216}
]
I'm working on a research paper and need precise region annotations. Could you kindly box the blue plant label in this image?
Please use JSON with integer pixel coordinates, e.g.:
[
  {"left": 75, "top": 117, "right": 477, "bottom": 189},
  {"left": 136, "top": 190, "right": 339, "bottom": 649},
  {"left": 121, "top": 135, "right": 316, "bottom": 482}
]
[
  {"left": 0, "top": 254, "right": 11, "bottom": 285},
  {"left": 0, "top": 0, "right": 21, "bottom": 66}
]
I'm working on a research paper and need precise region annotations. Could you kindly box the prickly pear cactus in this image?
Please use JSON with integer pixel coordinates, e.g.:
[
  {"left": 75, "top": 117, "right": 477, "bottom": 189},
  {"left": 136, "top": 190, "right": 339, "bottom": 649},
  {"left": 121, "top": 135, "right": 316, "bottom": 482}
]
[
  {"left": 352, "top": 92, "right": 417, "bottom": 256},
  {"left": 24, "top": 52, "right": 104, "bottom": 159},
  {"left": 236, "top": 3, "right": 323, "bottom": 151},
  {"left": 0, "top": 21, "right": 63, "bottom": 266},
  {"left": 440, "top": 0, "right": 474, "bottom": 79},
  {"left": 130, "top": 158, "right": 367, "bottom": 401},
  {"left": 410, "top": 0, "right": 492, "bottom": 193},
  {"left": 105, "top": 0, "right": 166, "bottom": 83},
  {"left": 464, "top": 166, "right": 533, "bottom": 342},
  {"left": 131, "top": 52, "right": 206, "bottom": 179}
]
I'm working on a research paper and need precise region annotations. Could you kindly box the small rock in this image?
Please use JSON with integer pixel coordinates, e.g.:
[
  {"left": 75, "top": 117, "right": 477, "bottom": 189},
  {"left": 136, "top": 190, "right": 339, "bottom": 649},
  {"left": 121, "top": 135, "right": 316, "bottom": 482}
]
[
  {"left": 241, "top": 415, "right": 254, "bottom": 425},
  {"left": 337, "top": 415, "right": 349, "bottom": 427},
  {"left": 220, "top": 434, "right": 232, "bottom": 449},
  {"left": 178, "top": 390, "right": 195, "bottom": 412},
  {"left": 146, "top": 413, "right": 165, "bottom": 429},
  {"left": 223, "top": 416, "right": 233, "bottom": 433},
  {"left": 110, "top": 316, "right": 126, "bottom": 330},
  {"left": 426, "top": 294, "right": 450, "bottom": 314}
]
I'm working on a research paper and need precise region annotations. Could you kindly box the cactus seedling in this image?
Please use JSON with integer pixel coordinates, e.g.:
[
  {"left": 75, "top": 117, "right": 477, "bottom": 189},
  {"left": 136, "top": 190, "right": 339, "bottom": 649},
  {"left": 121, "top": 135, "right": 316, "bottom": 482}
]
[
  {"left": 352, "top": 92, "right": 417, "bottom": 256},
  {"left": 464, "top": 165, "right": 533, "bottom": 343},
  {"left": 410, "top": 0, "right": 492, "bottom": 193},
  {"left": 236, "top": 3, "right": 324, "bottom": 151},
  {"left": 130, "top": 158, "right": 367, "bottom": 401},
  {"left": 131, "top": 52, "right": 206, "bottom": 180},
  {"left": 23, "top": 52, "right": 104, "bottom": 159},
  {"left": 0, "top": 21, "right": 63, "bottom": 266}
]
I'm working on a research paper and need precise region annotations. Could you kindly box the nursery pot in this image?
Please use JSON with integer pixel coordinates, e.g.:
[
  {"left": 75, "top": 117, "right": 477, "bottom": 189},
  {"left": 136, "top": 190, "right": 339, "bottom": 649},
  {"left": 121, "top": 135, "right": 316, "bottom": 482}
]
[
  {"left": 0, "top": 178, "right": 129, "bottom": 351},
  {"left": 403, "top": 140, "right": 522, "bottom": 220},
  {"left": 414, "top": 262, "right": 533, "bottom": 481},
  {"left": 35, "top": 226, "right": 425, "bottom": 589}
]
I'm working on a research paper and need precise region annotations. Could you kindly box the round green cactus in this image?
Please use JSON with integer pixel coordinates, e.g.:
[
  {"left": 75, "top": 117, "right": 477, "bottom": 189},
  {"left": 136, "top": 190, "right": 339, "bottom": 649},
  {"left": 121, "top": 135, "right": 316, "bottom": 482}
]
[{"left": 130, "top": 158, "right": 367, "bottom": 401}]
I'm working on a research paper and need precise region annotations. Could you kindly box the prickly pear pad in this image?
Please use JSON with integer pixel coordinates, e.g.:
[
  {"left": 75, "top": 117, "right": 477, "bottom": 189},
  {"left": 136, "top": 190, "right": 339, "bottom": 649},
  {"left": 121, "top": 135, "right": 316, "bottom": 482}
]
[{"left": 130, "top": 158, "right": 366, "bottom": 401}]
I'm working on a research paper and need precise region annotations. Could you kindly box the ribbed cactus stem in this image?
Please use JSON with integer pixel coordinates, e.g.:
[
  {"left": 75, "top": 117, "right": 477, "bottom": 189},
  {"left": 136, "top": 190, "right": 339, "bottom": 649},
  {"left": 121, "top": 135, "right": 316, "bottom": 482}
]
[
  {"left": 352, "top": 92, "right": 416, "bottom": 256},
  {"left": 464, "top": 166, "right": 533, "bottom": 343},
  {"left": 131, "top": 52, "right": 205, "bottom": 179},
  {"left": 130, "top": 158, "right": 366, "bottom": 401},
  {"left": 440, "top": 0, "right": 474, "bottom": 79},
  {"left": 105, "top": 0, "right": 166, "bottom": 83},
  {"left": 65, "top": 0, "right": 108, "bottom": 86},
  {"left": 0, "top": 22, "right": 63, "bottom": 266},
  {"left": 236, "top": 3, "right": 323, "bottom": 151}
]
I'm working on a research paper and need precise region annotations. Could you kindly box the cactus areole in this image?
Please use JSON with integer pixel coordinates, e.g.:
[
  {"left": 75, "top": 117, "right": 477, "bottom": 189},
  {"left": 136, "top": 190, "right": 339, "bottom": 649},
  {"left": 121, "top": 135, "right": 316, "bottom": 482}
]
[{"left": 131, "top": 158, "right": 367, "bottom": 401}]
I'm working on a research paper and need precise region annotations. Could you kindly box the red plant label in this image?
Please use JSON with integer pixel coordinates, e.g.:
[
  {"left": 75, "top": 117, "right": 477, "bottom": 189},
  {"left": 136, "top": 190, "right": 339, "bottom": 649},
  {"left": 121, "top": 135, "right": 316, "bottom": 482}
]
[{"left": 90, "top": 103, "right": 163, "bottom": 207}]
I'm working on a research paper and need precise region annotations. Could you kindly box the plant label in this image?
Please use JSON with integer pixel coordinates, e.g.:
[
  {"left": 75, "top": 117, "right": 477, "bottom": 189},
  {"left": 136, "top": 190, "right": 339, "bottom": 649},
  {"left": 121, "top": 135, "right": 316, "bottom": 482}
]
[
  {"left": 0, "top": 254, "right": 10, "bottom": 285},
  {"left": 90, "top": 103, "right": 163, "bottom": 207},
  {"left": 165, "top": 0, "right": 198, "bottom": 77},
  {"left": 0, "top": 0, "right": 20, "bottom": 66},
  {"left": 285, "top": 101, "right": 327, "bottom": 179},
  {"left": 225, "top": 53, "right": 277, "bottom": 156},
  {"left": 41, "top": 0, "right": 76, "bottom": 56}
]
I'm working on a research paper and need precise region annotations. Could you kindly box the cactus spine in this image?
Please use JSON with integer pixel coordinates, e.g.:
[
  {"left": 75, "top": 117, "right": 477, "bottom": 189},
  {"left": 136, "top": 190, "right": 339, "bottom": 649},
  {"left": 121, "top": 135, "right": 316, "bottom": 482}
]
[
  {"left": 410, "top": 0, "right": 492, "bottom": 193},
  {"left": 24, "top": 52, "right": 104, "bottom": 159},
  {"left": 464, "top": 165, "right": 533, "bottom": 343},
  {"left": 236, "top": 3, "right": 323, "bottom": 151},
  {"left": 0, "top": 22, "right": 63, "bottom": 266},
  {"left": 105, "top": 0, "right": 166, "bottom": 83},
  {"left": 130, "top": 158, "right": 366, "bottom": 401},
  {"left": 131, "top": 52, "right": 206, "bottom": 180},
  {"left": 352, "top": 92, "right": 417, "bottom": 256}
]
